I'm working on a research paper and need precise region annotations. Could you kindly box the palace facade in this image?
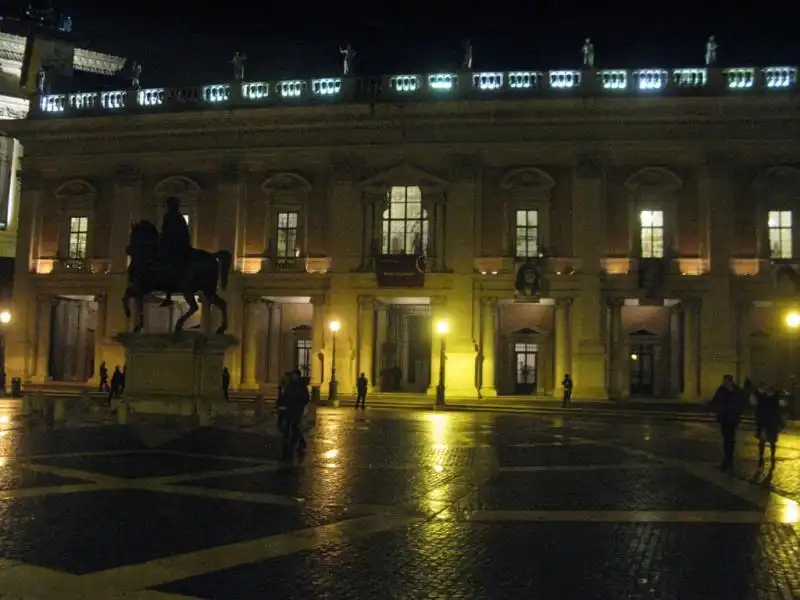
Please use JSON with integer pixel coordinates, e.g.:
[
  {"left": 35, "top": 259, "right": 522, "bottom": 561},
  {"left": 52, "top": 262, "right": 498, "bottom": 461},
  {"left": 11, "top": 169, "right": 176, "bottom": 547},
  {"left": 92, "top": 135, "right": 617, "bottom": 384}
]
[{"left": 4, "top": 64, "right": 800, "bottom": 399}]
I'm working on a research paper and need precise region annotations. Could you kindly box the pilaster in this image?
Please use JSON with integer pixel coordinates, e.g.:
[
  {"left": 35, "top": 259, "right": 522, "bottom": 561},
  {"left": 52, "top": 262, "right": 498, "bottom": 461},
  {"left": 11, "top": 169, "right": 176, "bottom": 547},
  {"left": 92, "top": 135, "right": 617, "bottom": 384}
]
[
  {"left": 608, "top": 297, "right": 628, "bottom": 400},
  {"left": 737, "top": 300, "right": 753, "bottom": 383},
  {"left": 554, "top": 298, "right": 572, "bottom": 397},
  {"left": 240, "top": 295, "right": 260, "bottom": 388},
  {"left": 310, "top": 295, "right": 326, "bottom": 386},
  {"left": 480, "top": 297, "right": 497, "bottom": 397},
  {"left": 681, "top": 299, "right": 700, "bottom": 401},
  {"left": 267, "top": 301, "right": 284, "bottom": 384},
  {"left": 91, "top": 294, "right": 107, "bottom": 384},
  {"left": 33, "top": 293, "right": 54, "bottom": 383},
  {"left": 357, "top": 295, "right": 375, "bottom": 389},
  {"left": 217, "top": 160, "right": 246, "bottom": 259}
]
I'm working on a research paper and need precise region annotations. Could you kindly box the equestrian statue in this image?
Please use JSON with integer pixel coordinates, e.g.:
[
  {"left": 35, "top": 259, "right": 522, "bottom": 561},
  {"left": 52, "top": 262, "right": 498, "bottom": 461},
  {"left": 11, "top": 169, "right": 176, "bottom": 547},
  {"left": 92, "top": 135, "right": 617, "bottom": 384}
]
[{"left": 122, "top": 196, "right": 232, "bottom": 334}]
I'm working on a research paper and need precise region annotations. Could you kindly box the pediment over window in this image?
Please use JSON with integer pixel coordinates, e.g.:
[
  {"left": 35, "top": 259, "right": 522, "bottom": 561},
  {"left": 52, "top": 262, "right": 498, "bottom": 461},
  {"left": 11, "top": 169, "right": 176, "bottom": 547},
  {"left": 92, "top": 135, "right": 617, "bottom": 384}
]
[
  {"left": 499, "top": 167, "right": 555, "bottom": 198},
  {"left": 261, "top": 172, "right": 313, "bottom": 195},
  {"left": 54, "top": 179, "right": 97, "bottom": 211},
  {"left": 359, "top": 165, "right": 449, "bottom": 195},
  {"left": 624, "top": 167, "right": 683, "bottom": 192},
  {"left": 154, "top": 176, "right": 201, "bottom": 204},
  {"left": 752, "top": 166, "right": 800, "bottom": 197}
]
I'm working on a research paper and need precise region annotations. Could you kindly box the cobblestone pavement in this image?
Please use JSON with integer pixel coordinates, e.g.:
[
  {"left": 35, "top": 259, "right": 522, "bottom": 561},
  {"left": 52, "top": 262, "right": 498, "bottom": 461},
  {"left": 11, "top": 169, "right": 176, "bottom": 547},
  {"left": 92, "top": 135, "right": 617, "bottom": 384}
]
[{"left": 0, "top": 405, "right": 799, "bottom": 599}]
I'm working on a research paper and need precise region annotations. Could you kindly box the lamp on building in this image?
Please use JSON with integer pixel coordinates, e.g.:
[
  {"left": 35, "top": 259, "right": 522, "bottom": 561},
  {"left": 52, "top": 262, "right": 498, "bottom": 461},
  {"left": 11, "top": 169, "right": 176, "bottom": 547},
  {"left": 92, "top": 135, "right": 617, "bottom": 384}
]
[
  {"left": 328, "top": 320, "right": 341, "bottom": 405},
  {"left": 435, "top": 320, "right": 449, "bottom": 406},
  {"left": 786, "top": 311, "right": 800, "bottom": 388},
  {"left": 786, "top": 312, "right": 800, "bottom": 329}
]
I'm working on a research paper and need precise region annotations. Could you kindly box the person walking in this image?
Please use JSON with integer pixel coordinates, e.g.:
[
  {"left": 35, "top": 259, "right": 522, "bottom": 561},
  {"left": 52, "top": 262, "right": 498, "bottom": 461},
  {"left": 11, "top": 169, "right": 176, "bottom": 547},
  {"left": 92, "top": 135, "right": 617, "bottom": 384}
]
[
  {"left": 222, "top": 367, "right": 230, "bottom": 401},
  {"left": 754, "top": 383, "right": 785, "bottom": 474},
  {"left": 355, "top": 372, "right": 368, "bottom": 409},
  {"left": 280, "top": 369, "right": 309, "bottom": 460},
  {"left": 710, "top": 374, "right": 747, "bottom": 473},
  {"left": 98, "top": 362, "right": 110, "bottom": 392},
  {"left": 561, "top": 373, "right": 573, "bottom": 408}
]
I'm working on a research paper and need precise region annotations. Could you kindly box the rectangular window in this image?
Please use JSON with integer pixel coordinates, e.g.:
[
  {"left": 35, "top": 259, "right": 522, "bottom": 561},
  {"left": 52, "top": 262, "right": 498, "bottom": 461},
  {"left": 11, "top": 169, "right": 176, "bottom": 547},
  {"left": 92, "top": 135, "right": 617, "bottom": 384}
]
[
  {"left": 382, "top": 186, "right": 427, "bottom": 255},
  {"left": 68, "top": 216, "right": 89, "bottom": 260},
  {"left": 276, "top": 211, "right": 299, "bottom": 259},
  {"left": 296, "top": 339, "right": 311, "bottom": 380},
  {"left": 515, "top": 210, "right": 539, "bottom": 258},
  {"left": 639, "top": 210, "right": 664, "bottom": 258},
  {"left": 768, "top": 210, "right": 793, "bottom": 259}
]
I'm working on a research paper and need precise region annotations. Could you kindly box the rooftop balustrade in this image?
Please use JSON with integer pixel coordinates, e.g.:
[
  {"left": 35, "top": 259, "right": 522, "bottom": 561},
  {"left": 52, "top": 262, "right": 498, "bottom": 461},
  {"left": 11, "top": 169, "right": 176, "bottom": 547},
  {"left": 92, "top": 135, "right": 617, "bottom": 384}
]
[{"left": 33, "top": 65, "right": 798, "bottom": 118}]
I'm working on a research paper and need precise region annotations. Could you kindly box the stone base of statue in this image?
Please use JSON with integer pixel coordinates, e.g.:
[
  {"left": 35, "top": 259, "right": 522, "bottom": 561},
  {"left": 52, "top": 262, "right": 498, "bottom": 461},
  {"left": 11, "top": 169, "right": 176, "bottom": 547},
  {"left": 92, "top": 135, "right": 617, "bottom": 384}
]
[{"left": 113, "top": 332, "right": 238, "bottom": 422}]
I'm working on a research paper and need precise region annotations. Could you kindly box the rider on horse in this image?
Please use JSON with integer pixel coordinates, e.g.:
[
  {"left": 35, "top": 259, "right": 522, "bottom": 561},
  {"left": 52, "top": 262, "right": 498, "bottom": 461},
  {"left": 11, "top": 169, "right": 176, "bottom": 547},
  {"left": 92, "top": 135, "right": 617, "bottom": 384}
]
[{"left": 159, "top": 197, "right": 191, "bottom": 306}]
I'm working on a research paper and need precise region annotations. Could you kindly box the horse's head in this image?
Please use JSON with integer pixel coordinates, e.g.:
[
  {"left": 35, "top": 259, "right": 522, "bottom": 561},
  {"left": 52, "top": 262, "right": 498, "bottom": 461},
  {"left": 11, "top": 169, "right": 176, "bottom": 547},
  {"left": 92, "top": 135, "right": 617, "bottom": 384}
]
[{"left": 127, "top": 220, "right": 160, "bottom": 261}]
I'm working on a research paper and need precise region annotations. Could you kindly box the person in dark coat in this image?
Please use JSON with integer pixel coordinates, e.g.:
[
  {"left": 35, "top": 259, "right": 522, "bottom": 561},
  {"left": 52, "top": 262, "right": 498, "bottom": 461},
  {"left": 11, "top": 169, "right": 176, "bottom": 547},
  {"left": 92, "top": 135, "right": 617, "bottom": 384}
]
[
  {"left": 355, "top": 372, "right": 368, "bottom": 409},
  {"left": 98, "top": 362, "right": 109, "bottom": 392},
  {"left": 222, "top": 367, "right": 230, "bottom": 401},
  {"left": 710, "top": 374, "right": 747, "bottom": 473},
  {"left": 754, "top": 383, "right": 784, "bottom": 472},
  {"left": 110, "top": 366, "right": 124, "bottom": 400},
  {"left": 159, "top": 196, "right": 191, "bottom": 306},
  {"left": 279, "top": 369, "right": 309, "bottom": 459}
]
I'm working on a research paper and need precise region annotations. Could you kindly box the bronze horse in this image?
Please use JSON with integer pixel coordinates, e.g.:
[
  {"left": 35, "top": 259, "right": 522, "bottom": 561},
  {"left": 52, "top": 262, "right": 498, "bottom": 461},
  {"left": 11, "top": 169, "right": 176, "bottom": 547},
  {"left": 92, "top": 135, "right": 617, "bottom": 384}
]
[{"left": 122, "top": 220, "right": 232, "bottom": 333}]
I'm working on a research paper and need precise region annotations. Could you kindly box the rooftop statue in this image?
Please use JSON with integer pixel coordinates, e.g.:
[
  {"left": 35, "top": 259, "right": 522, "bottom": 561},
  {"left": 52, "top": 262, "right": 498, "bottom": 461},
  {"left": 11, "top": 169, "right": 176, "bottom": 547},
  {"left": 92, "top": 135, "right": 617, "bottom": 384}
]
[
  {"left": 581, "top": 38, "right": 595, "bottom": 68},
  {"left": 705, "top": 35, "right": 718, "bottom": 66},
  {"left": 123, "top": 196, "right": 232, "bottom": 334},
  {"left": 231, "top": 52, "right": 246, "bottom": 80},
  {"left": 131, "top": 61, "right": 142, "bottom": 90},
  {"left": 339, "top": 43, "right": 356, "bottom": 76},
  {"left": 463, "top": 39, "right": 473, "bottom": 70}
]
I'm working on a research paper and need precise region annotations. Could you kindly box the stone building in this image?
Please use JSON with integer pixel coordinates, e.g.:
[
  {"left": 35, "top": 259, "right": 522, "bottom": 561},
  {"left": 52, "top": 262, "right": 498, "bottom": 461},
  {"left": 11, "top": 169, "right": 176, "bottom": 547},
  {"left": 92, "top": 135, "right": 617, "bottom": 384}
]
[{"left": 4, "top": 65, "right": 800, "bottom": 399}]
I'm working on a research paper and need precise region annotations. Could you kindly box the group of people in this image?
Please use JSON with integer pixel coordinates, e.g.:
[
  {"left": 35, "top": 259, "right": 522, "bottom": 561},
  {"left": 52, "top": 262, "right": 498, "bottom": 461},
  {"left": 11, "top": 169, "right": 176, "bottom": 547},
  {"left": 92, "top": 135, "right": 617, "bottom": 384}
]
[
  {"left": 711, "top": 374, "right": 788, "bottom": 474},
  {"left": 98, "top": 362, "right": 125, "bottom": 399}
]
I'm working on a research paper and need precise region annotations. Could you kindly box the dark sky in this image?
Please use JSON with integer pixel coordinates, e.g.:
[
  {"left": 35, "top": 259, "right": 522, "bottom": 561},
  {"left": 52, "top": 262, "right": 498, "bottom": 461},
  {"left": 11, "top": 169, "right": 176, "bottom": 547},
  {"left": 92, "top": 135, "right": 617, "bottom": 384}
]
[{"left": 13, "top": 1, "right": 800, "bottom": 86}]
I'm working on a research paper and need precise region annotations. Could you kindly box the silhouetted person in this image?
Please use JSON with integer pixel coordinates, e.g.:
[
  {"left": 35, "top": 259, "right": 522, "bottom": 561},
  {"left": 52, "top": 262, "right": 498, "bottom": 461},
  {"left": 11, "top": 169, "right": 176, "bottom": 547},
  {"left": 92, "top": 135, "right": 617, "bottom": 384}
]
[
  {"left": 356, "top": 372, "right": 368, "bottom": 409},
  {"left": 561, "top": 373, "right": 573, "bottom": 407},
  {"left": 159, "top": 197, "right": 191, "bottom": 306},
  {"left": 120, "top": 365, "right": 126, "bottom": 394},
  {"left": 110, "top": 366, "right": 124, "bottom": 400},
  {"left": 222, "top": 367, "right": 230, "bottom": 400},
  {"left": 98, "top": 362, "right": 109, "bottom": 392},
  {"left": 711, "top": 374, "right": 746, "bottom": 473},
  {"left": 755, "top": 383, "right": 783, "bottom": 473},
  {"left": 279, "top": 369, "right": 309, "bottom": 460}
]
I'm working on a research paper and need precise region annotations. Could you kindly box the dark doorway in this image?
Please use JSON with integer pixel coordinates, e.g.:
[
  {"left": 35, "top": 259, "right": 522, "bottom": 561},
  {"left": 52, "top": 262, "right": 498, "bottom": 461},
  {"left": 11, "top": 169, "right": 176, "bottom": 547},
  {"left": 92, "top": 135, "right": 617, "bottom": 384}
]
[
  {"left": 514, "top": 342, "right": 538, "bottom": 394},
  {"left": 629, "top": 344, "right": 654, "bottom": 396}
]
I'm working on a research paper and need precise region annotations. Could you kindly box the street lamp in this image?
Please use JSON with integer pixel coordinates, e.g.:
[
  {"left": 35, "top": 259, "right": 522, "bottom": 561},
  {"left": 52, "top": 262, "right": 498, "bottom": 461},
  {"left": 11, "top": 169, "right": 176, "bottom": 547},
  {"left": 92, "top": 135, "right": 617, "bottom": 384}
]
[
  {"left": 328, "top": 320, "right": 341, "bottom": 405},
  {"left": 435, "top": 320, "right": 449, "bottom": 406}
]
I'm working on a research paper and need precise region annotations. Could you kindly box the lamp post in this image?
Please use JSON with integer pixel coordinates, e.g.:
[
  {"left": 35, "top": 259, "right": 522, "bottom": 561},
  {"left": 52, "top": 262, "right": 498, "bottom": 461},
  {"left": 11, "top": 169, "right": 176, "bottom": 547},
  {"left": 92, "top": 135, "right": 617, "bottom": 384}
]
[
  {"left": 0, "top": 311, "right": 10, "bottom": 395},
  {"left": 435, "top": 320, "right": 449, "bottom": 406},
  {"left": 328, "top": 320, "right": 341, "bottom": 406}
]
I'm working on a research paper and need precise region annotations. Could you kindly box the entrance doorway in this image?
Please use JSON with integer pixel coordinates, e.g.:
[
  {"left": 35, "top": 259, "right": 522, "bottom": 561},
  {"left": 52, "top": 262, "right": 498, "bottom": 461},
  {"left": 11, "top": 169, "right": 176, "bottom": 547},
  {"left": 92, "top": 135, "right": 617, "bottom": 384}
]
[
  {"left": 629, "top": 344, "right": 654, "bottom": 395},
  {"left": 375, "top": 301, "right": 432, "bottom": 393},
  {"left": 514, "top": 342, "right": 538, "bottom": 394}
]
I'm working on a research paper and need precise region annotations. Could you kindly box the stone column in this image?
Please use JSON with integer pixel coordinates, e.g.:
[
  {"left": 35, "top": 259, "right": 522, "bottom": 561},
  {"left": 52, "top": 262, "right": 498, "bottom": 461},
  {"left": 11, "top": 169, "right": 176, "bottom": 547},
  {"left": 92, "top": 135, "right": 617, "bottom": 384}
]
[
  {"left": 217, "top": 160, "right": 246, "bottom": 261},
  {"left": 262, "top": 301, "right": 273, "bottom": 383},
  {"left": 357, "top": 296, "right": 375, "bottom": 388},
  {"left": 669, "top": 307, "right": 681, "bottom": 397},
  {"left": 681, "top": 300, "right": 700, "bottom": 401},
  {"left": 609, "top": 298, "right": 628, "bottom": 399},
  {"left": 92, "top": 294, "right": 107, "bottom": 384},
  {"left": 269, "top": 302, "right": 284, "bottom": 383},
  {"left": 571, "top": 155, "right": 608, "bottom": 398},
  {"left": 34, "top": 293, "right": 53, "bottom": 382},
  {"left": 480, "top": 298, "right": 497, "bottom": 397},
  {"left": 16, "top": 168, "right": 43, "bottom": 275},
  {"left": 311, "top": 296, "right": 326, "bottom": 386},
  {"left": 653, "top": 343, "right": 663, "bottom": 397},
  {"left": 737, "top": 301, "right": 752, "bottom": 383},
  {"left": 554, "top": 298, "right": 571, "bottom": 396},
  {"left": 374, "top": 303, "right": 388, "bottom": 389},
  {"left": 241, "top": 296, "right": 260, "bottom": 388}
]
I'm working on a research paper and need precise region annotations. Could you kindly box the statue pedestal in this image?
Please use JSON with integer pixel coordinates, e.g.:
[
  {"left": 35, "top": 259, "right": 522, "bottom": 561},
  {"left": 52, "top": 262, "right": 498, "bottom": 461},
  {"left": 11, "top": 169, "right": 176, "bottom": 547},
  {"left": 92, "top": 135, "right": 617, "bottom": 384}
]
[{"left": 114, "top": 332, "right": 238, "bottom": 417}]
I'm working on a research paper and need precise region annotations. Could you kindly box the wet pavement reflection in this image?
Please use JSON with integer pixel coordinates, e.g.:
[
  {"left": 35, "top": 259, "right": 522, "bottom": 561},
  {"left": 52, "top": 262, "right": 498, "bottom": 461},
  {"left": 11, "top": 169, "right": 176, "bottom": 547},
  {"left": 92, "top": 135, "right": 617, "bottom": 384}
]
[{"left": 0, "top": 404, "right": 799, "bottom": 599}]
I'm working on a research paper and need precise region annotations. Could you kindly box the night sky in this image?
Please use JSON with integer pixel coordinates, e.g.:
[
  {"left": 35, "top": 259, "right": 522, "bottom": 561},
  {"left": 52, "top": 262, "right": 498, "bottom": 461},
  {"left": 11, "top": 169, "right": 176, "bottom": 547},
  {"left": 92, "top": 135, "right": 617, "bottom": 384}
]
[{"left": 8, "top": 1, "right": 800, "bottom": 86}]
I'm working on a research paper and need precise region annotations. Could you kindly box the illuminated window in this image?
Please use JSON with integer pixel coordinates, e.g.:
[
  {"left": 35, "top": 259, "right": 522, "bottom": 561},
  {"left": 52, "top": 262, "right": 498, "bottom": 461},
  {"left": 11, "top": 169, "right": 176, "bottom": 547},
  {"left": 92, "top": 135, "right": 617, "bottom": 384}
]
[
  {"left": 639, "top": 210, "right": 664, "bottom": 258},
  {"left": 515, "top": 210, "right": 539, "bottom": 258},
  {"left": 276, "top": 211, "right": 299, "bottom": 258},
  {"left": 381, "top": 186, "right": 428, "bottom": 255},
  {"left": 768, "top": 210, "right": 793, "bottom": 259},
  {"left": 68, "top": 216, "right": 88, "bottom": 260},
  {"left": 182, "top": 213, "right": 190, "bottom": 226}
]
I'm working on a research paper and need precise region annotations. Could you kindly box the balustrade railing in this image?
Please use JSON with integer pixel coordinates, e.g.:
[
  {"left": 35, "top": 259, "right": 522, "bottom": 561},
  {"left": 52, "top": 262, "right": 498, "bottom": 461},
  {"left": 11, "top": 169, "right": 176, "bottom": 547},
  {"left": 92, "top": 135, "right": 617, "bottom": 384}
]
[{"left": 35, "top": 65, "right": 800, "bottom": 117}]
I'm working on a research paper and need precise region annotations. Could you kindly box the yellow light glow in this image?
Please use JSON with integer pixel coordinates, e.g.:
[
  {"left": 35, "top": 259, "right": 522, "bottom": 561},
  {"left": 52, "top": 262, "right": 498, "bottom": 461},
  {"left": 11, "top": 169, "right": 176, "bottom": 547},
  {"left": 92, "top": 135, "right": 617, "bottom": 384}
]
[
  {"left": 786, "top": 312, "right": 800, "bottom": 329},
  {"left": 0, "top": 311, "right": 10, "bottom": 325},
  {"left": 329, "top": 320, "right": 341, "bottom": 333},
  {"left": 436, "top": 320, "right": 449, "bottom": 335},
  {"left": 433, "top": 464, "right": 444, "bottom": 473},
  {"left": 323, "top": 448, "right": 339, "bottom": 459},
  {"left": 630, "top": 353, "right": 639, "bottom": 360},
  {"left": 0, "top": 416, "right": 8, "bottom": 424}
]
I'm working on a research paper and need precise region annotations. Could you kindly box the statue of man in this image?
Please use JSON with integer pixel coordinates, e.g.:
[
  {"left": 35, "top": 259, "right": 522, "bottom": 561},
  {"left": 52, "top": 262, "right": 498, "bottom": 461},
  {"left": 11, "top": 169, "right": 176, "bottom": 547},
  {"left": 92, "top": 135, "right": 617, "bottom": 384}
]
[
  {"left": 581, "top": 38, "right": 595, "bottom": 68},
  {"left": 705, "top": 35, "right": 718, "bottom": 66},
  {"left": 131, "top": 62, "right": 142, "bottom": 90},
  {"left": 159, "top": 197, "right": 191, "bottom": 306},
  {"left": 36, "top": 67, "right": 47, "bottom": 94},
  {"left": 463, "top": 39, "right": 473, "bottom": 70},
  {"left": 231, "top": 52, "right": 247, "bottom": 80},
  {"left": 339, "top": 44, "right": 356, "bottom": 76}
]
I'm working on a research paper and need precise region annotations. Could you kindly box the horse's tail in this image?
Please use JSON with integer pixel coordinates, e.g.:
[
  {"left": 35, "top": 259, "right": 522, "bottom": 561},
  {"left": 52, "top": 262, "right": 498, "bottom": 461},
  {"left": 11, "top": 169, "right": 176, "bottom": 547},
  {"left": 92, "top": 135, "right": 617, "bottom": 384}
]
[{"left": 214, "top": 250, "right": 232, "bottom": 290}]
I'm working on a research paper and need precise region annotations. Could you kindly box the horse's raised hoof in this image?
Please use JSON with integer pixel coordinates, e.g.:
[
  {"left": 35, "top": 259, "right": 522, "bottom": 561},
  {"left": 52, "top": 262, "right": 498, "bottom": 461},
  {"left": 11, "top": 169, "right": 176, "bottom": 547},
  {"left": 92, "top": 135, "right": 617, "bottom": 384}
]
[{"left": 215, "top": 326, "right": 226, "bottom": 335}]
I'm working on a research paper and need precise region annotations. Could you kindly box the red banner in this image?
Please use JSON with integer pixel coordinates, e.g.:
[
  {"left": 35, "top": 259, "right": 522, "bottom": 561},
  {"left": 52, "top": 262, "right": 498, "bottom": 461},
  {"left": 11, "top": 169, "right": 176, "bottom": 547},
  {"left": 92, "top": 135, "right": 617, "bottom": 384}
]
[{"left": 375, "top": 255, "right": 425, "bottom": 287}]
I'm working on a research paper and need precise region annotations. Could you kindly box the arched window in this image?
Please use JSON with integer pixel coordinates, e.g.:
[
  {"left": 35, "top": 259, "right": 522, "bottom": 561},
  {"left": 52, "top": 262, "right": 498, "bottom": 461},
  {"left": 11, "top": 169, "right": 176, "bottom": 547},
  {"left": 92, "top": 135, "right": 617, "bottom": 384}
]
[{"left": 381, "top": 186, "right": 428, "bottom": 255}]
